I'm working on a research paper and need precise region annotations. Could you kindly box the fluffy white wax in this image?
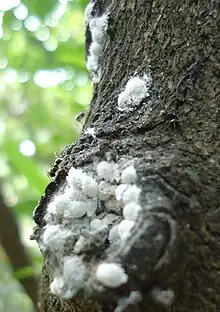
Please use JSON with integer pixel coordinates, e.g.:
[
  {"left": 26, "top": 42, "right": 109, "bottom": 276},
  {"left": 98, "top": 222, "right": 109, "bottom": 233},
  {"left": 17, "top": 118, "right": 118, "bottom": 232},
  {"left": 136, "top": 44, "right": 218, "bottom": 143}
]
[{"left": 96, "top": 263, "right": 128, "bottom": 287}]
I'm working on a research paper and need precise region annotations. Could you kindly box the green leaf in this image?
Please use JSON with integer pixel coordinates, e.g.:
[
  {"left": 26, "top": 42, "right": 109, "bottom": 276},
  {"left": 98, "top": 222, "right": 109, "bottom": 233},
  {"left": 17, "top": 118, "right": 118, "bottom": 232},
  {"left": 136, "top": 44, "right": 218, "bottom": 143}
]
[
  {"left": 14, "top": 199, "right": 39, "bottom": 216},
  {"left": 14, "top": 266, "right": 35, "bottom": 280},
  {"left": 4, "top": 140, "right": 48, "bottom": 195},
  {"left": 23, "top": 0, "right": 57, "bottom": 18},
  {"left": 2, "top": 10, "right": 15, "bottom": 29}
]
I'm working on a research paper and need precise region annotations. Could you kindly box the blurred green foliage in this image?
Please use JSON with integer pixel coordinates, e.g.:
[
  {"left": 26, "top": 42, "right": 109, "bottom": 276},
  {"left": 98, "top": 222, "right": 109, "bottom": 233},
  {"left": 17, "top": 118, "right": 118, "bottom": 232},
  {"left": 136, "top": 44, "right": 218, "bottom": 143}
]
[
  {"left": 0, "top": 255, "right": 34, "bottom": 312},
  {"left": 0, "top": 0, "right": 91, "bottom": 310}
]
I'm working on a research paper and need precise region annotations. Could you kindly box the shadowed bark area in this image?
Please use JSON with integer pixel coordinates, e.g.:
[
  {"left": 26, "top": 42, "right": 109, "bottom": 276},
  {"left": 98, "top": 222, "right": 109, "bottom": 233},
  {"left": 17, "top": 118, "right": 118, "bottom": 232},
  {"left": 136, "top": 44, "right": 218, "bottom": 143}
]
[{"left": 34, "top": 0, "right": 220, "bottom": 311}]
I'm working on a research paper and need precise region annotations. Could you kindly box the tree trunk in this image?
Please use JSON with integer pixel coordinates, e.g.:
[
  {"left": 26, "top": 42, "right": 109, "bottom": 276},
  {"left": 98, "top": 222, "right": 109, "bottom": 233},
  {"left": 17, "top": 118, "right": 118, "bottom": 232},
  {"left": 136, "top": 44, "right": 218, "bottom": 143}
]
[{"left": 32, "top": 0, "right": 220, "bottom": 311}]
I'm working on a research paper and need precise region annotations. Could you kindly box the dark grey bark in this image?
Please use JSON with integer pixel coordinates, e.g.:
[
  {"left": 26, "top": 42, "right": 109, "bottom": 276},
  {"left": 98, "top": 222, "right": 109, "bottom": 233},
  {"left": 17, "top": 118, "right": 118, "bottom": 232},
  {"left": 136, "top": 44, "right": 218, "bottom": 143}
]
[{"left": 33, "top": 0, "right": 220, "bottom": 311}]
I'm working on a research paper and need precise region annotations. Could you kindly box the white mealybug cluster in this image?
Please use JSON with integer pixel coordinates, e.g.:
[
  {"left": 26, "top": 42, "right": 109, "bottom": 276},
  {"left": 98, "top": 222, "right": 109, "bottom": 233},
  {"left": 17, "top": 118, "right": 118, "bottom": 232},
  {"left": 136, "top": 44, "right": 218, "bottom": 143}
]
[
  {"left": 123, "top": 202, "right": 141, "bottom": 221},
  {"left": 114, "top": 291, "right": 142, "bottom": 312},
  {"left": 108, "top": 224, "right": 120, "bottom": 243},
  {"left": 41, "top": 159, "right": 143, "bottom": 301},
  {"left": 97, "top": 161, "right": 120, "bottom": 182},
  {"left": 96, "top": 263, "right": 128, "bottom": 288},
  {"left": 107, "top": 165, "right": 141, "bottom": 244},
  {"left": 85, "top": 2, "right": 94, "bottom": 24},
  {"left": 116, "top": 184, "right": 141, "bottom": 204},
  {"left": 150, "top": 287, "right": 175, "bottom": 306},
  {"left": 84, "top": 127, "right": 96, "bottom": 138},
  {"left": 98, "top": 181, "right": 115, "bottom": 200},
  {"left": 42, "top": 224, "right": 71, "bottom": 252},
  {"left": 89, "top": 214, "right": 119, "bottom": 234},
  {"left": 118, "top": 220, "right": 135, "bottom": 240},
  {"left": 117, "top": 74, "right": 152, "bottom": 111},
  {"left": 62, "top": 256, "right": 87, "bottom": 296},
  {"left": 86, "top": 13, "right": 109, "bottom": 82},
  {"left": 66, "top": 167, "right": 98, "bottom": 198},
  {"left": 120, "top": 165, "right": 137, "bottom": 184},
  {"left": 50, "top": 255, "right": 87, "bottom": 299},
  {"left": 42, "top": 167, "right": 100, "bottom": 298}
]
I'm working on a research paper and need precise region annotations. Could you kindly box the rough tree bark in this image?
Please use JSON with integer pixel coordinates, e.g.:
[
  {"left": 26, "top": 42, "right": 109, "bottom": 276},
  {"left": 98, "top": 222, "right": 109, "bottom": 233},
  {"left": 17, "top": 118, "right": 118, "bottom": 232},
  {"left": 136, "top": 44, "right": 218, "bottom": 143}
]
[{"left": 32, "top": 0, "right": 220, "bottom": 311}]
